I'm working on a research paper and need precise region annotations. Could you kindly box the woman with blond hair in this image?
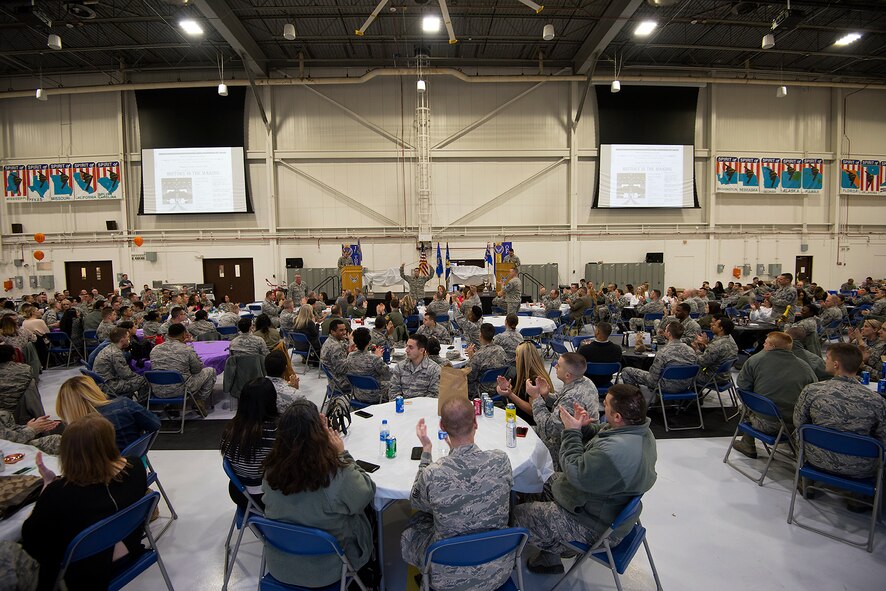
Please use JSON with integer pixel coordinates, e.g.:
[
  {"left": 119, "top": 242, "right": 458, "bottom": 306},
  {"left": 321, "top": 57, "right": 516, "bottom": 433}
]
[
  {"left": 56, "top": 375, "right": 160, "bottom": 451},
  {"left": 292, "top": 303, "right": 321, "bottom": 365},
  {"left": 494, "top": 341, "right": 554, "bottom": 424}
]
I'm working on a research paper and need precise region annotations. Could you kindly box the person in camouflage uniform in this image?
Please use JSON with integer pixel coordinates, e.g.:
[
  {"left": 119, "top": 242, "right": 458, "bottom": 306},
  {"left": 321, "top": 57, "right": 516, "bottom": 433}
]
[
  {"left": 426, "top": 293, "right": 451, "bottom": 318},
  {"left": 158, "top": 306, "right": 188, "bottom": 336},
  {"left": 92, "top": 328, "right": 149, "bottom": 402},
  {"left": 140, "top": 311, "right": 163, "bottom": 338},
  {"left": 320, "top": 318, "right": 352, "bottom": 395},
  {"left": 369, "top": 315, "right": 395, "bottom": 350},
  {"left": 425, "top": 337, "right": 452, "bottom": 368},
  {"left": 528, "top": 352, "right": 599, "bottom": 470},
  {"left": 769, "top": 273, "right": 798, "bottom": 321},
  {"left": 417, "top": 312, "right": 451, "bottom": 345},
  {"left": 658, "top": 303, "right": 702, "bottom": 345},
  {"left": 278, "top": 300, "right": 297, "bottom": 332},
  {"left": 288, "top": 275, "right": 308, "bottom": 303},
  {"left": 452, "top": 304, "right": 482, "bottom": 348},
  {"left": 265, "top": 350, "right": 304, "bottom": 413},
  {"left": 0, "top": 344, "right": 37, "bottom": 416},
  {"left": 859, "top": 322, "right": 886, "bottom": 376},
  {"left": 390, "top": 334, "right": 440, "bottom": 399},
  {"left": 230, "top": 317, "right": 270, "bottom": 357},
  {"left": 401, "top": 399, "right": 514, "bottom": 591},
  {"left": 502, "top": 247, "right": 521, "bottom": 268},
  {"left": 149, "top": 324, "right": 216, "bottom": 410},
  {"left": 693, "top": 316, "right": 738, "bottom": 385},
  {"left": 216, "top": 304, "right": 241, "bottom": 328},
  {"left": 94, "top": 308, "right": 117, "bottom": 342},
  {"left": 0, "top": 540, "right": 39, "bottom": 591},
  {"left": 786, "top": 327, "right": 829, "bottom": 380},
  {"left": 540, "top": 288, "right": 562, "bottom": 312},
  {"left": 629, "top": 289, "right": 666, "bottom": 332},
  {"left": 493, "top": 313, "right": 523, "bottom": 365},
  {"left": 459, "top": 287, "right": 481, "bottom": 315},
  {"left": 865, "top": 288, "right": 886, "bottom": 320},
  {"left": 344, "top": 328, "right": 390, "bottom": 403},
  {"left": 0, "top": 410, "right": 60, "bottom": 455},
  {"left": 785, "top": 304, "right": 822, "bottom": 357},
  {"left": 465, "top": 323, "right": 508, "bottom": 398},
  {"left": 501, "top": 268, "right": 522, "bottom": 315},
  {"left": 400, "top": 263, "right": 431, "bottom": 303},
  {"left": 622, "top": 322, "right": 698, "bottom": 400},
  {"left": 794, "top": 343, "right": 886, "bottom": 479},
  {"left": 819, "top": 295, "right": 843, "bottom": 328},
  {"left": 337, "top": 246, "right": 353, "bottom": 273},
  {"left": 187, "top": 309, "right": 218, "bottom": 339}
]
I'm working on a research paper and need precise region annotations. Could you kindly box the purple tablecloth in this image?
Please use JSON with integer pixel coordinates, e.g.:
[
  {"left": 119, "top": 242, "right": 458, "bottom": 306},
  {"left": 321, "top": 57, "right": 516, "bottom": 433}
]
[{"left": 132, "top": 340, "right": 230, "bottom": 375}]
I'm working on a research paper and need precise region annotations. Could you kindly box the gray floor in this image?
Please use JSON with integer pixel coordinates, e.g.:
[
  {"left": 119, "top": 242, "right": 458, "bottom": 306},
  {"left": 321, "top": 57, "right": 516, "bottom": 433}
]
[{"left": 33, "top": 357, "right": 886, "bottom": 591}]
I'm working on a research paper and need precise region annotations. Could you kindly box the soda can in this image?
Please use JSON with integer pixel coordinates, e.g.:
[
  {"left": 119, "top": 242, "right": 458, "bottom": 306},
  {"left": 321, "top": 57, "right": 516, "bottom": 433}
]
[
  {"left": 473, "top": 398, "right": 482, "bottom": 415},
  {"left": 385, "top": 436, "right": 397, "bottom": 458},
  {"left": 861, "top": 371, "right": 870, "bottom": 385},
  {"left": 383, "top": 346, "right": 391, "bottom": 363},
  {"left": 505, "top": 403, "right": 516, "bottom": 423},
  {"left": 395, "top": 395, "right": 404, "bottom": 413},
  {"left": 484, "top": 396, "right": 495, "bottom": 417},
  {"left": 878, "top": 379, "right": 886, "bottom": 394}
]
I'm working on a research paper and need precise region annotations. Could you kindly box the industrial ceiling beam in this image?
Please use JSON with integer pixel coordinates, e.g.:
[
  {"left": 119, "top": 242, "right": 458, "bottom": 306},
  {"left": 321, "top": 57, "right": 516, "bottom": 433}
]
[
  {"left": 192, "top": 0, "right": 268, "bottom": 77},
  {"left": 572, "top": 0, "right": 644, "bottom": 75}
]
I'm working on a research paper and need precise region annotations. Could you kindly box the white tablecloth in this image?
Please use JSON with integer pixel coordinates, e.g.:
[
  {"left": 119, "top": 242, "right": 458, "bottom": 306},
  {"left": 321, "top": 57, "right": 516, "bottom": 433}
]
[
  {"left": 519, "top": 303, "right": 570, "bottom": 316},
  {"left": 484, "top": 315, "right": 557, "bottom": 334},
  {"left": 0, "top": 439, "right": 60, "bottom": 542},
  {"left": 449, "top": 265, "right": 491, "bottom": 286},
  {"left": 342, "top": 398, "right": 554, "bottom": 510}
]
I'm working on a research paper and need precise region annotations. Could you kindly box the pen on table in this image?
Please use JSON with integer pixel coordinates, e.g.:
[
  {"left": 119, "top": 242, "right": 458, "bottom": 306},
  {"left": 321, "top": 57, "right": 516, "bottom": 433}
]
[{"left": 14, "top": 466, "right": 35, "bottom": 475}]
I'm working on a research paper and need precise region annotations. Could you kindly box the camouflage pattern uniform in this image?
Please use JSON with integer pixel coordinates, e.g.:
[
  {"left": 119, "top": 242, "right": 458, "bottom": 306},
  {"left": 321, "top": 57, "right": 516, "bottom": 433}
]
[
  {"left": 400, "top": 265, "right": 431, "bottom": 302},
  {"left": 215, "top": 312, "right": 241, "bottom": 328},
  {"left": 279, "top": 310, "right": 297, "bottom": 332},
  {"left": 542, "top": 294, "right": 562, "bottom": 312},
  {"left": 141, "top": 320, "right": 162, "bottom": 338},
  {"left": 628, "top": 299, "right": 666, "bottom": 332},
  {"left": 417, "top": 323, "right": 451, "bottom": 345},
  {"left": 621, "top": 341, "right": 698, "bottom": 394},
  {"left": 188, "top": 319, "right": 217, "bottom": 339},
  {"left": 337, "top": 256, "right": 352, "bottom": 272},
  {"left": 794, "top": 375, "right": 886, "bottom": 478},
  {"left": 42, "top": 308, "right": 59, "bottom": 327},
  {"left": 503, "top": 275, "right": 522, "bottom": 315},
  {"left": 288, "top": 281, "right": 308, "bottom": 303},
  {"left": 149, "top": 339, "right": 217, "bottom": 400},
  {"left": 493, "top": 328, "right": 523, "bottom": 365},
  {"left": 370, "top": 327, "right": 394, "bottom": 350},
  {"left": 427, "top": 299, "right": 451, "bottom": 318},
  {"left": 390, "top": 357, "right": 440, "bottom": 399},
  {"left": 95, "top": 320, "right": 115, "bottom": 341},
  {"left": 786, "top": 316, "right": 822, "bottom": 357},
  {"left": 459, "top": 295, "right": 480, "bottom": 315},
  {"left": 870, "top": 298, "right": 886, "bottom": 318},
  {"left": 862, "top": 339, "right": 886, "bottom": 375},
  {"left": 502, "top": 254, "right": 521, "bottom": 267},
  {"left": 0, "top": 540, "right": 39, "bottom": 591},
  {"left": 93, "top": 345, "right": 149, "bottom": 402},
  {"left": 401, "top": 444, "right": 514, "bottom": 591},
  {"left": 344, "top": 349, "right": 391, "bottom": 403},
  {"left": 452, "top": 306, "right": 481, "bottom": 347},
  {"left": 427, "top": 354, "right": 452, "bottom": 368},
  {"left": 660, "top": 315, "right": 702, "bottom": 345},
  {"left": 320, "top": 336, "right": 351, "bottom": 394},
  {"left": 531, "top": 376, "right": 599, "bottom": 470},
  {"left": 229, "top": 333, "right": 270, "bottom": 357},
  {"left": 262, "top": 299, "right": 281, "bottom": 324},
  {"left": 819, "top": 305, "right": 842, "bottom": 328},
  {"left": 0, "top": 410, "right": 60, "bottom": 455},
  {"left": 770, "top": 285, "right": 798, "bottom": 320},
  {"left": 0, "top": 361, "right": 34, "bottom": 414},
  {"left": 267, "top": 376, "right": 304, "bottom": 413},
  {"left": 696, "top": 334, "right": 738, "bottom": 384},
  {"left": 466, "top": 343, "right": 508, "bottom": 398}
]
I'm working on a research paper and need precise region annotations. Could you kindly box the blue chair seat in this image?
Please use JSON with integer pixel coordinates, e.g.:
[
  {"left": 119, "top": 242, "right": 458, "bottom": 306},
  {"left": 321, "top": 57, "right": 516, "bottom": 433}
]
[
  {"left": 660, "top": 389, "right": 698, "bottom": 402},
  {"left": 258, "top": 572, "right": 348, "bottom": 591},
  {"left": 798, "top": 464, "right": 877, "bottom": 497}
]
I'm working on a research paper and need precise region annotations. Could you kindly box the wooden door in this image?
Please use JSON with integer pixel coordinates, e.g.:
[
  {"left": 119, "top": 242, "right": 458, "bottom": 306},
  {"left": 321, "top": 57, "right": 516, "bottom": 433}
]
[
  {"left": 203, "top": 258, "right": 255, "bottom": 304},
  {"left": 795, "top": 256, "right": 813, "bottom": 284},
  {"left": 65, "top": 261, "right": 114, "bottom": 296}
]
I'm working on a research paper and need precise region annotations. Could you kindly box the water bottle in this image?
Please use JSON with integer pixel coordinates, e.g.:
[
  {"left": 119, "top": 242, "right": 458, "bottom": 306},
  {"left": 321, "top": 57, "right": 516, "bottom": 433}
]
[
  {"left": 436, "top": 430, "right": 449, "bottom": 461},
  {"left": 506, "top": 418, "right": 517, "bottom": 448},
  {"left": 379, "top": 419, "right": 389, "bottom": 456}
]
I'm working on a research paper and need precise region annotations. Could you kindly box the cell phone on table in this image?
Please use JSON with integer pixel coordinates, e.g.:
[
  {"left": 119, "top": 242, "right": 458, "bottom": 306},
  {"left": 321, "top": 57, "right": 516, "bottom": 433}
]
[
  {"left": 355, "top": 460, "right": 380, "bottom": 473},
  {"left": 516, "top": 427, "right": 528, "bottom": 437},
  {"left": 411, "top": 446, "right": 424, "bottom": 460},
  {"left": 354, "top": 410, "right": 373, "bottom": 419}
]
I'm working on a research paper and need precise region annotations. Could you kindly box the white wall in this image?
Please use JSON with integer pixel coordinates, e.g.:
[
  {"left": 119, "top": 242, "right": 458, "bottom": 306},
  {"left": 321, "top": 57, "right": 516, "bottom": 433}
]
[{"left": 1, "top": 76, "right": 884, "bottom": 299}]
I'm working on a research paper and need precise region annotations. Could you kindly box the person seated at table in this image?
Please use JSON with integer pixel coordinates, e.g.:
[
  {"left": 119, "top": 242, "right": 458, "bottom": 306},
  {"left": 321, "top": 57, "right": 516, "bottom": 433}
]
[
  {"left": 344, "top": 327, "right": 391, "bottom": 404},
  {"left": 858, "top": 321, "right": 886, "bottom": 377},
  {"left": 732, "top": 331, "right": 817, "bottom": 458},
  {"left": 22, "top": 414, "right": 149, "bottom": 591},
  {"left": 291, "top": 304, "right": 321, "bottom": 366},
  {"left": 278, "top": 299, "right": 297, "bottom": 332},
  {"left": 495, "top": 341, "right": 553, "bottom": 425},
  {"left": 786, "top": 327, "right": 829, "bottom": 380},
  {"left": 658, "top": 303, "right": 701, "bottom": 345},
  {"left": 465, "top": 323, "right": 508, "bottom": 399},
  {"left": 515, "top": 384, "right": 657, "bottom": 575},
  {"left": 261, "top": 400, "right": 377, "bottom": 589},
  {"left": 254, "top": 313, "right": 282, "bottom": 350},
  {"left": 493, "top": 313, "right": 523, "bottom": 366},
  {"left": 621, "top": 322, "right": 697, "bottom": 403},
  {"left": 221, "top": 377, "right": 279, "bottom": 511},
  {"left": 55, "top": 375, "right": 159, "bottom": 451},
  {"left": 261, "top": 291, "right": 282, "bottom": 327},
  {"left": 401, "top": 398, "right": 514, "bottom": 591},
  {"left": 82, "top": 300, "right": 104, "bottom": 333},
  {"left": 0, "top": 409, "right": 60, "bottom": 454},
  {"left": 149, "top": 323, "right": 217, "bottom": 416},
  {"left": 264, "top": 351, "right": 303, "bottom": 413},
  {"left": 748, "top": 298, "right": 773, "bottom": 322},
  {"left": 525, "top": 352, "right": 599, "bottom": 469},
  {"left": 390, "top": 334, "right": 440, "bottom": 399},
  {"left": 459, "top": 286, "right": 481, "bottom": 315},
  {"left": 399, "top": 294, "right": 417, "bottom": 319},
  {"left": 576, "top": 321, "right": 623, "bottom": 389},
  {"left": 320, "top": 304, "right": 345, "bottom": 336},
  {"left": 452, "top": 304, "right": 482, "bottom": 348},
  {"left": 0, "top": 343, "right": 41, "bottom": 421},
  {"left": 417, "top": 310, "right": 451, "bottom": 345},
  {"left": 369, "top": 314, "right": 395, "bottom": 351},
  {"left": 230, "top": 317, "right": 270, "bottom": 357},
  {"left": 425, "top": 337, "right": 452, "bottom": 368},
  {"left": 695, "top": 301, "right": 722, "bottom": 331},
  {"left": 95, "top": 307, "right": 117, "bottom": 342},
  {"left": 567, "top": 287, "right": 593, "bottom": 323},
  {"left": 818, "top": 294, "right": 843, "bottom": 327},
  {"left": 385, "top": 297, "right": 408, "bottom": 343},
  {"left": 320, "top": 319, "right": 352, "bottom": 396},
  {"left": 214, "top": 303, "right": 240, "bottom": 329},
  {"left": 93, "top": 328, "right": 150, "bottom": 403},
  {"left": 628, "top": 289, "right": 666, "bottom": 332},
  {"left": 188, "top": 309, "right": 217, "bottom": 339},
  {"left": 140, "top": 310, "right": 163, "bottom": 339},
  {"left": 785, "top": 303, "right": 822, "bottom": 357},
  {"left": 692, "top": 316, "right": 738, "bottom": 385},
  {"left": 426, "top": 292, "right": 451, "bottom": 318}
]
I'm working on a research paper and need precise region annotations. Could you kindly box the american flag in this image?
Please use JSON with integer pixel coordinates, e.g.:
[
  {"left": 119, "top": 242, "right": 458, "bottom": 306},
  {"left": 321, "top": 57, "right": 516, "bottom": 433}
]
[{"left": 418, "top": 247, "right": 430, "bottom": 277}]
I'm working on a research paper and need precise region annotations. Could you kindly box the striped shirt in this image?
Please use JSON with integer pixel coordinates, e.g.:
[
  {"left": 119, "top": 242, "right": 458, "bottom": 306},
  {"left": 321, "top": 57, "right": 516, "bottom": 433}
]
[{"left": 223, "top": 420, "right": 277, "bottom": 494}]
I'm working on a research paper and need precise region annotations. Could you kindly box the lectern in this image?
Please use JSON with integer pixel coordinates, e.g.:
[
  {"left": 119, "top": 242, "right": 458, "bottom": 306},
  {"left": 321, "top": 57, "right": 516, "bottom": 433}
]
[
  {"left": 494, "top": 262, "right": 516, "bottom": 289},
  {"left": 341, "top": 265, "right": 363, "bottom": 291}
]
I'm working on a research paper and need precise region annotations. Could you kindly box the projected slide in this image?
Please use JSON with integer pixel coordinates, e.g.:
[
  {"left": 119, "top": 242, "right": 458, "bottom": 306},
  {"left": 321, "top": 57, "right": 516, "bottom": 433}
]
[
  {"left": 142, "top": 147, "right": 247, "bottom": 214},
  {"left": 598, "top": 144, "right": 695, "bottom": 208}
]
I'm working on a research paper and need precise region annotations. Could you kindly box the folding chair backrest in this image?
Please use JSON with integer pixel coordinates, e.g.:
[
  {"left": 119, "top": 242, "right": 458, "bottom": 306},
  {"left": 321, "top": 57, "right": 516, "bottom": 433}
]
[
  {"left": 322, "top": 364, "right": 336, "bottom": 382},
  {"left": 494, "top": 325, "right": 506, "bottom": 334},
  {"left": 571, "top": 336, "right": 588, "bottom": 350},
  {"left": 799, "top": 425, "right": 885, "bottom": 459},
  {"left": 425, "top": 528, "right": 528, "bottom": 567},
  {"left": 223, "top": 457, "right": 249, "bottom": 495},
  {"left": 643, "top": 313, "right": 664, "bottom": 322},
  {"left": 659, "top": 365, "right": 700, "bottom": 381},
  {"left": 550, "top": 340, "right": 569, "bottom": 356},
  {"left": 586, "top": 362, "right": 621, "bottom": 379},
  {"left": 217, "top": 326, "right": 239, "bottom": 336},
  {"left": 47, "top": 332, "right": 71, "bottom": 346},
  {"left": 346, "top": 374, "right": 382, "bottom": 391},
  {"left": 609, "top": 496, "right": 643, "bottom": 530},
  {"left": 120, "top": 430, "right": 156, "bottom": 458},
  {"left": 145, "top": 370, "right": 186, "bottom": 386},
  {"left": 248, "top": 515, "right": 344, "bottom": 557},
  {"left": 436, "top": 314, "right": 449, "bottom": 323},
  {"left": 520, "top": 327, "right": 543, "bottom": 338},
  {"left": 546, "top": 310, "right": 562, "bottom": 320},
  {"left": 737, "top": 389, "right": 782, "bottom": 419},
  {"left": 479, "top": 367, "right": 509, "bottom": 383},
  {"left": 714, "top": 357, "right": 737, "bottom": 375},
  {"left": 79, "top": 367, "right": 105, "bottom": 384}
]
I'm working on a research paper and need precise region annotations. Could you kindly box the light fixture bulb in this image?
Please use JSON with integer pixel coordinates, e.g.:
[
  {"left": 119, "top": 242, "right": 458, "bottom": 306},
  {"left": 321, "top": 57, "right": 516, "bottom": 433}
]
[
  {"left": 611, "top": 80, "right": 621, "bottom": 93},
  {"left": 179, "top": 19, "right": 203, "bottom": 36},
  {"left": 36, "top": 88, "right": 48, "bottom": 101},
  {"left": 762, "top": 33, "right": 775, "bottom": 50},
  {"left": 834, "top": 32, "right": 861, "bottom": 46},
  {"left": 417, "top": 79, "right": 426, "bottom": 93},
  {"left": 47, "top": 34, "right": 62, "bottom": 50},
  {"left": 776, "top": 85, "right": 787, "bottom": 98},
  {"left": 634, "top": 20, "right": 657, "bottom": 37},
  {"left": 543, "top": 24, "right": 555, "bottom": 41},
  {"left": 218, "top": 83, "right": 228, "bottom": 96},
  {"left": 422, "top": 15, "right": 441, "bottom": 32},
  {"left": 283, "top": 23, "right": 296, "bottom": 40}
]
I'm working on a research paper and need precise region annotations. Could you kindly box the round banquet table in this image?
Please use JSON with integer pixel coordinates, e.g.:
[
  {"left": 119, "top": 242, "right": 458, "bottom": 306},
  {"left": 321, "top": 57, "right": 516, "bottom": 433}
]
[
  {"left": 131, "top": 340, "right": 230, "bottom": 375},
  {"left": 519, "top": 303, "right": 570, "bottom": 317},
  {"left": 483, "top": 314, "right": 557, "bottom": 334},
  {"left": 0, "top": 439, "right": 61, "bottom": 543}
]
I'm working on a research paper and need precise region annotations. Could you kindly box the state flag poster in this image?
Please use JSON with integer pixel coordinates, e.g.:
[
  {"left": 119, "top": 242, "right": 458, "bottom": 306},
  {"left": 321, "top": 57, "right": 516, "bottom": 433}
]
[
  {"left": 94, "top": 161, "right": 122, "bottom": 200},
  {"left": 26, "top": 164, "right": 50, "bottom": 201},
  {"left": 3, "top": 165, "right": 25, "bottom": 201},
  {"left": 880, "top": 161, "right": 886, "bottom": 195},
  {"left": 781, "top": 158, "right": 804, "bottom": 193},
  {"left": 49, "top": 163, "right": 74, "bottom": 201},
  {"left": 72, "top": 162, "right": 97, "bottom": 199},
  {"left": 801, "top": 159, "right": 824, "bottom": 193},
  {"left": 737, "top": 157, "right": 760, "bottom": 192},
  {"left": 861, "top": 160, "right": 881, "bottom": 194},
  {"left": 715, "top": 156, "right": 741, "bottom": 192},
  {"left": 840, "top": 159, "right": 861, "bottom": 194},
  {"left": 760, "top": 158, "right": 781, "bottom": 193}
]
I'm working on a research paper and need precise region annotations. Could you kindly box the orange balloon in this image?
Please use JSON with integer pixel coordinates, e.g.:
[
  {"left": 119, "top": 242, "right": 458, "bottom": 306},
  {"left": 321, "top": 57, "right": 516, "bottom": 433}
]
[
  {"left": 34, "top": 233, "right": 45, "bottom": 243},
  {"left": 133, "top": 236, "right": 144, "bottom": 247},
  {"left": 34, "top": 250, "right": 45, "bottom": 261}
]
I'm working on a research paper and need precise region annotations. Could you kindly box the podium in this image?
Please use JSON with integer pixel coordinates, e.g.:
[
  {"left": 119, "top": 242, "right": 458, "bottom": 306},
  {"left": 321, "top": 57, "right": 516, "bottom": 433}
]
[
  {"left": 341, "top": 265, "right": 363, "bottom": 291},
  {"left": 494, "top": 262, "right": 516, "bottom": 289}
]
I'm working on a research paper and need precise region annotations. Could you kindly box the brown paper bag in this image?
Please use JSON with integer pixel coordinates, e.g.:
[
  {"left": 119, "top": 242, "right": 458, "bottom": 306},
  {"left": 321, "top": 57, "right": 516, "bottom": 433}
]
[{"left": 438, "top": 366, "right": 469, "bottom": 415}]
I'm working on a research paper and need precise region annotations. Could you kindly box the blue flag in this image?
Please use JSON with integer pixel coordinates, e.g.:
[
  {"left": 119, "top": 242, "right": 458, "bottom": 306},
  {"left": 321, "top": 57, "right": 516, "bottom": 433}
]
[
  {"left": 352, "top": 240, "right": 362, "bottom": 266},
  {"left": 445, "top": 243, "right": 451, "bottom": 279},
  {"left": 485, "top": 243, "right": 493, "bottom": 266},
  {"left": 435, "top": 242, "right": 444, "bottom": 278}
]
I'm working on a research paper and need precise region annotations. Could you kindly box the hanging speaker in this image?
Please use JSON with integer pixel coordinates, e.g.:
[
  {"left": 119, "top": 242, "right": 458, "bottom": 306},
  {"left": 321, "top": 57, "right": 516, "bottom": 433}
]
[
  {"left": 106, "top": 220, "right": 118, "bottom": 231},
  {"left": 285, "top": 258, "right": 304, "bottom": 269},
  {"left": 645, "top": 252, "right": 664, "bottom": 264},
  {"left": 11, "top": 224, "right": 23, "bottom": 234}
]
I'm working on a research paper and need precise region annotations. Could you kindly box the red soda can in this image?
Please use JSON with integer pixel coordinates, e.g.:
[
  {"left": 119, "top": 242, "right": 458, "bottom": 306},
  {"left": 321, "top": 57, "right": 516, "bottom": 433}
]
[{"left": 473, "top": 398, "right": 482, "bottom": 415}]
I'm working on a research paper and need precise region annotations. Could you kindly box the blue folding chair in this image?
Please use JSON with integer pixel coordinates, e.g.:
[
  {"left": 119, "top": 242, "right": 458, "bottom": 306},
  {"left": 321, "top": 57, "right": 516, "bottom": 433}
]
[
  {"left": 83, "top": 329, "right": 100, "bottom": 359},
  {"left": 517, "top": 311, "right": 533, "bottom": 317},
  {"left": 247, "top": 515, "right": 370, "bottom": 591},
  {"left": 494, "top": 325, "right": 506, "bottom": 335},
  {"left": 821, "top": 318, "right": 843, "bottom": 343},
  {"left": 217, "top": 325, "right": 239, "bottom": 339},
  {"left": 345, "top": 374, "right": 382, "bottom": 408},
  {"left": 321, "top": 364, "right": 348, "bottom": 411},
  {"left": 421, "top": 528, "right": 529, "bottom": 591},
  {"left": 548, "top": 340, "right": 570, "bottom": 374},
  {"left": 85, "top": 339, "right": 111, "bottom": 370},
  {"left": 551, "top": 496, "right": 663, "bottom": 591},
  {"left": 653, "top": 364, "right": 703, "bottom": 432},
  {"left": 145, "top": 370, "right": 194, "bottom": 434},
  {"left": 699, "top": 357, "right": 740, "bottom": 421},
  {"left": 45, "top": 331, "right": 74, "bottom": 368},
  {"left": 121, "top": 431, "right": 177, "bottom": 537},
  {"left": 571, "top": 335, "right": 589, "bottom": 351},
  {"left": 788, "top": 425, "right": 885, "bottom": 552},
  {"left": 585, "top": 362, "right": 622, "bottom": 397},
  {"left": 519, "top": 327, "right": 543, "bottom": 344},
  {"left": 79, "top": 367, "right": 106, "bottom": 385},
  {"left": 222, "top": 457, "right": 266, "bottom": 591},
  {"left": 248, "top": 304, "right": 263, "bottom": 314},
  {"left": 286, "top": 331, "right": 318, "bottom": 375},
  {"left": 54, "top": 492, "right": 174, "bottom": 591},
  {"left": 643, "top": 313, "right": 664, "bottom": 332},
  {"left": 405, "top": 314, "right": 421, "bottom": 335},
  {"left": 723, "top": 389, "right": 796, "bottom": 486},
  {"left": 479, "top": 366, "right": 510, "bottom": 400}
]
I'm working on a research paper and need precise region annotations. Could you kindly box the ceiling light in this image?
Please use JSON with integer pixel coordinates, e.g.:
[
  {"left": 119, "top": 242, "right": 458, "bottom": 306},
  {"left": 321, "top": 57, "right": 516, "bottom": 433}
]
[
  {"left": 218, "top": 83, "right": 228, "bottom": 96},
  {"left": 422, "top": 15, "right": 440, "bottom": 32},
  {"left": 611, "top": 80, "right": 621, "bottom": 93},
  {"left": 417, "top": 79, "right": 426, "bottom": 93},
  {"left": 543, "top": 24, "right": 555, "bottom": 41},
  {"left": 776, "top": 86, "right": 787, "bottom": 98},
  {"left": 283, "top": 23, "right": 296, "bottom": 40},
  {"left": 36, "top": 88, "right": 48, "bottom": 101},
  {"left": 834, "top": 32, "right": 861, "bottom": 46},
  {"left": 634, "top": 20, "right": 657, "bottom": 37},
  {"left": 47, "top": 34, "right": 62, "bottom": 51},
  {"left": 179, "top": 19, "right": 203, "bottom": 36},
  {"left": 761, "top": 33, "right": 775, "bottom": 50}
]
